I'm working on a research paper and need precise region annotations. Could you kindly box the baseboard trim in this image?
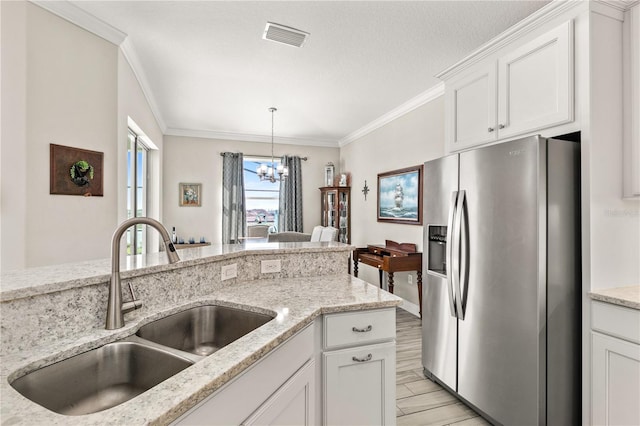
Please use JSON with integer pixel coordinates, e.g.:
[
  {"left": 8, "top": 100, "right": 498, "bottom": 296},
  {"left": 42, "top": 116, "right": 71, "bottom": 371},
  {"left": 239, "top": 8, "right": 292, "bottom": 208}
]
[{"left": 399, "top": 301, "right": 420, "bottom": 318}]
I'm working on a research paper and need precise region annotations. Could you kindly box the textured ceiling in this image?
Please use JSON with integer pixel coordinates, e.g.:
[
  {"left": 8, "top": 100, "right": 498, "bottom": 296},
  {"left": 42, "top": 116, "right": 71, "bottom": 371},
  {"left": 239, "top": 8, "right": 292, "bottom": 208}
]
[{"left": 69, "top": 1, "right": 550, "bottom": 145}]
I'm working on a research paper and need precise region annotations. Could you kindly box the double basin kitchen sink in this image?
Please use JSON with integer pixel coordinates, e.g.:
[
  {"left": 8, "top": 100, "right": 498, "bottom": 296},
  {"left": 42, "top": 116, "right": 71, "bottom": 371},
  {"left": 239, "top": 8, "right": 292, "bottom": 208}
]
[{"left": 10, "top": 305, "right": 275, "bottom": 416}]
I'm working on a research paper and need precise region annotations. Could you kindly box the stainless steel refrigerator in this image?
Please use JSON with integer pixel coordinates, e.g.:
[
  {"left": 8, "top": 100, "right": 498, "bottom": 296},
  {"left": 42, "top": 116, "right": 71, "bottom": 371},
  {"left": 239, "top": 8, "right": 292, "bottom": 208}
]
[{"left": 422, "top": 135, "right": 580, "bottom": 425}]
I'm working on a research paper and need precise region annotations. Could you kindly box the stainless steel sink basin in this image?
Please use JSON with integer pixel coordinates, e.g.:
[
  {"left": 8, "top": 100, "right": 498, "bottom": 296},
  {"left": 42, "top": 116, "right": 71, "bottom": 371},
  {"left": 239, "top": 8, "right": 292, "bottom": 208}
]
[
  {"left": 10, "top": 341, "right": 193, "bottom": 416},
  {"left": 136, "top": 305, "right": 275, "bottom": 356}
]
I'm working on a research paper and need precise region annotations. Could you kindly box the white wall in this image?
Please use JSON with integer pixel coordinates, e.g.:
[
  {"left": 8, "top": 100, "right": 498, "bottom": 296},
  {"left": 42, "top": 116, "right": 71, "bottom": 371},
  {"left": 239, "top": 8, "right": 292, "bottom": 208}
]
[
  {"left": 117, "top": 49, "right": 164, "bottom": 252},
  {"left": 162, "top": 135, "right": 339, "bottom": 244},
  {"left": 0, "top": 2, "right": 119, "bottom": 269},
  {"left": 0, "top": 2, "right": 164, "bottom": 270},
  {"left": 340, "top": 97, "right": 445, "bottom": 310},
  {"left": 1, "top": 0, "right": 28, "bottom": 271},
  {"left": 587, "top": 11, "right": 640, "bottom": 289}
]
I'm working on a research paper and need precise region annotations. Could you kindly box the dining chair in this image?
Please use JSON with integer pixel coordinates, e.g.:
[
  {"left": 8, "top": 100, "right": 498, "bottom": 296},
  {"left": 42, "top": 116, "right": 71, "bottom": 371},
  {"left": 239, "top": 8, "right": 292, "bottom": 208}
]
[
  {"left": 319, "top": 227, "right": 339, "bottom": 242},
  {"left": 310, "top": 225, "right": 324, "bottom": 242},
  {"left": 247, "top": 225, "right": 270, "bottom": 238}
]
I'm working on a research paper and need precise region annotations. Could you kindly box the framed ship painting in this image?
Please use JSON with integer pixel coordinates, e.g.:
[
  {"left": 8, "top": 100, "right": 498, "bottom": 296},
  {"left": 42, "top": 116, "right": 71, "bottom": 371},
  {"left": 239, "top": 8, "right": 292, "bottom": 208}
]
[{"left": 377, "top": 165, "right": 423, "bottom": 225}]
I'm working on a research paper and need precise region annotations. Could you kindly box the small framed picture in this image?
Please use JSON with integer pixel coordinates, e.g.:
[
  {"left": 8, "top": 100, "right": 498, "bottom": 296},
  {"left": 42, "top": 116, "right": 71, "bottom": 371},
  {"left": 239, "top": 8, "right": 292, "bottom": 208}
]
[
  {"left": 50, "top": 144, "right": 104, "bottom": 196},
  {"left": 179, "top": 183, "right": 202, "bottom": 207}
]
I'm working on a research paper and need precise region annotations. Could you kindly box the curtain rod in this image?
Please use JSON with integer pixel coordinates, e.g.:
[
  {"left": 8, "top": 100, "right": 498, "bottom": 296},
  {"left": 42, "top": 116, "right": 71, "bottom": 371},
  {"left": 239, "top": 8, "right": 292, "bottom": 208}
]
[{"left": 220, "top": 153, "right": 308, "bottom": 161}]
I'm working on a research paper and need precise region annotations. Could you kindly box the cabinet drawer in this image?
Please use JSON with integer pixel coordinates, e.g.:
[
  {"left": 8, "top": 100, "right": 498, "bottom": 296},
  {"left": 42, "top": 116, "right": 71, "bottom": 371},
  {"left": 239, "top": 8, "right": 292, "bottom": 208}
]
[
  {"left": 323, "top": 309, "right": 395, "bottom": 350},
  {"left": 592, "top": 301, "right": 640, "bottom": 344}
]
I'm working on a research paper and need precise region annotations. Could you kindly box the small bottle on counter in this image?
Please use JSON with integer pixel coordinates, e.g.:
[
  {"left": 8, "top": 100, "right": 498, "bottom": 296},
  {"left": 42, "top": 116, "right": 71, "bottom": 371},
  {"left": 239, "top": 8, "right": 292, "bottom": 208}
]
[{"left": 172, "top": 227, "right": 177, "bottom": 243}]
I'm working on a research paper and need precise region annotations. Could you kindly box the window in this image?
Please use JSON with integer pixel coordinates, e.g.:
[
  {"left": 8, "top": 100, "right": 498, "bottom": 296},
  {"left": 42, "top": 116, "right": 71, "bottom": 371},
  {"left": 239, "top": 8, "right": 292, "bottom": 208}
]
[
  {"left": 243, "top": 157, "right": 281, "bottom": 232},
  {"left": 127, "top": 129, "right": 149, "bottom": 254}
]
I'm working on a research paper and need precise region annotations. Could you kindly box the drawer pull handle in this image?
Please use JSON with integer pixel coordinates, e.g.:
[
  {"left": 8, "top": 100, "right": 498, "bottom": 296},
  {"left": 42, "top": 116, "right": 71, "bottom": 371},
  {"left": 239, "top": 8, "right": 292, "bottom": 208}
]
[
  {"left": 352, "top": 354, "right": 373, "bottom": 363},
  {"left": 352, "top": 325, "right": 373, "bottom": 333}
]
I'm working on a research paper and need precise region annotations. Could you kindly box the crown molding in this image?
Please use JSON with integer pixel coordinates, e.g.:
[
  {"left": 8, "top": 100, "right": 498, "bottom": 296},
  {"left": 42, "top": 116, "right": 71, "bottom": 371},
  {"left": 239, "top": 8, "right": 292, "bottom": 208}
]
[
  {"left": 29, "top": 0, "right": 126, "bottom": 45},
  {"left": 164, "top": 128, "right": 340, "bottom": 148},
  {"left": 592, "top": 0, "right": 638, "bottom": 20},
  {"left": 595, "top": 0, "right": 639, "bottom": 12},
  {"left": 120, "top": 39, "right": 168, "bottom": 133},
  {"left": 338, "top": 82, "right": 445, "bottom": 147},
  {"left": 436, "top": 0, "right": 584, "bottom": 81}
]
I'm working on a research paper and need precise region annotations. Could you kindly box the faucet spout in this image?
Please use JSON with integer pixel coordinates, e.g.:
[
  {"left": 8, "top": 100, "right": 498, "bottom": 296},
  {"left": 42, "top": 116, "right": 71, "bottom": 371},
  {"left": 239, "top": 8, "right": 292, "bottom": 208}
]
[{"left": 106, "top": 217, "right": 180, "bottom": 330}]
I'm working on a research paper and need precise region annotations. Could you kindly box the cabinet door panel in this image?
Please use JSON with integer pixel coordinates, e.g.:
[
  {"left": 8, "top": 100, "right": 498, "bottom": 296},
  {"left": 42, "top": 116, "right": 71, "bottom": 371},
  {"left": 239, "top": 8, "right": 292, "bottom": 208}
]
[
  {"left": 323, "top": 342, "right": 395, "bottom": 425},
  {"left": 498, "top": 20, "right": 573, "bottom": 139},
  {"left": 445, "top": 63, "right": 497, "bottom": 152},
  {"left": 592, "top": 332, "right": 640, "bottom": 426},
  {"left": 244, "top": 359, "right": 315, "bottom": 426}
]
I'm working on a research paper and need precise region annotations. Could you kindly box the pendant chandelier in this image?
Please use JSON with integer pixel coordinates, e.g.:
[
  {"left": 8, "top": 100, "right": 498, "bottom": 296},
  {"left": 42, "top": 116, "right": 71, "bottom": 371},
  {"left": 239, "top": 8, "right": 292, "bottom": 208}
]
[{"left": 257, "top": 107, "right": 288, "bottom": 182}]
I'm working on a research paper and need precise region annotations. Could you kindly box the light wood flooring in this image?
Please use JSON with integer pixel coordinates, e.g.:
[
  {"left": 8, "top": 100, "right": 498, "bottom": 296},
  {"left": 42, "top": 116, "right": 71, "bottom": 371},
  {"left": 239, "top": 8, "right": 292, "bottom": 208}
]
[{"left": 395, "top": 308, "right": 490, "bottom": 426}]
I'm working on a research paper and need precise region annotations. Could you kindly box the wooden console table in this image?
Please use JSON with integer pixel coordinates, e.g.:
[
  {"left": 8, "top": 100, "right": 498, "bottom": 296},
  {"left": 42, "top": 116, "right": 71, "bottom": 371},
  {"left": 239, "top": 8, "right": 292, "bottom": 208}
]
[{"left": 353, "top": 240, "right": 423, "bottom": 317}]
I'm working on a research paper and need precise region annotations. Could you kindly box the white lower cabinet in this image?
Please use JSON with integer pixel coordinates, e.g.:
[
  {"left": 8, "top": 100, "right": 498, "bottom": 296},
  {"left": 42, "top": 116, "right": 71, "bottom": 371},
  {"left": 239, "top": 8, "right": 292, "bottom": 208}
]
[
  {"left": 173, "top": 325, "right": 314, "bottom": 425},
  {"left": 323, "top": 342, "right": 396, "bottom": 426},
  {"left": 244, "top": 359, "right": 316, "bottom": 426},
  {"left": 591, "top": 301, "right": 640, "bottom": 425},
  {"left": 322, "top": 308, "right": 397, "bottom": 426},
  {"left": 173, "top": 308, "right": 397, "bottom": 426}
]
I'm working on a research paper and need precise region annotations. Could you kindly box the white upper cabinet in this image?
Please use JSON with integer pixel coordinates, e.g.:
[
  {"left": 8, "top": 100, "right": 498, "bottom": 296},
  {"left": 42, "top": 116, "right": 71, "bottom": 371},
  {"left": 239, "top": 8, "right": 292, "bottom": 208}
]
[
  {"left": 497, "top": 20, "right": 573, "bottom": 139},
  {"left": 444, "top": 20, "right": 574, "bottom": 153},
  {"left": 445, "top": 63, "right": 498, "bottom": 151}
]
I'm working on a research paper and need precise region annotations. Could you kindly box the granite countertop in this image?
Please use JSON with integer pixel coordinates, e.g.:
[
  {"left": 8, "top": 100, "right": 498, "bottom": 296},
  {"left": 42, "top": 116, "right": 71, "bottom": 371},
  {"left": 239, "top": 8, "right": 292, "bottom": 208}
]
[
  {"left": 589, "top": 285, "right": 640, "bottom": 310},
  {"left": 0, "top": 273, "right": 402, "bottom": 425},
  {"left": 0, "top": 241, "right": 351, "bottom": 302}
]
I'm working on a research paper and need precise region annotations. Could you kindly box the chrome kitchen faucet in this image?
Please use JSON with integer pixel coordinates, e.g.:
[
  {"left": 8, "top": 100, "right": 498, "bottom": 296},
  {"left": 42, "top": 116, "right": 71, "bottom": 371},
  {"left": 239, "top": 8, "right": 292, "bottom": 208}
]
[{"left": 106, "top": 217, "right": 180, "bottom": 330}]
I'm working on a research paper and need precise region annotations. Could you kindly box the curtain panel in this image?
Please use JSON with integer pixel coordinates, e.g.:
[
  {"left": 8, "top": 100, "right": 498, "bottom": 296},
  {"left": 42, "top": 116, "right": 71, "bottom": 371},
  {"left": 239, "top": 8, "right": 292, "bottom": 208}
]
[
  {"left": 221, "top": 152, "right": 245, "bottom": 244},
  {"left": 278, "top": 155, "right": 303, "bottom": 232}
]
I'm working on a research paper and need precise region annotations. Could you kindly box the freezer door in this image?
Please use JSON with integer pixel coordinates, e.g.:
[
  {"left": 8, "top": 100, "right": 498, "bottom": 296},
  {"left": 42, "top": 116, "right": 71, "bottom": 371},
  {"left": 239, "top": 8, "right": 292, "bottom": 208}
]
[
  {"left": 457, "top": 136, "right": 545, "bottom": 425},
  {"left": 422, "top": 154, "right": 458, "bottom": 391}
]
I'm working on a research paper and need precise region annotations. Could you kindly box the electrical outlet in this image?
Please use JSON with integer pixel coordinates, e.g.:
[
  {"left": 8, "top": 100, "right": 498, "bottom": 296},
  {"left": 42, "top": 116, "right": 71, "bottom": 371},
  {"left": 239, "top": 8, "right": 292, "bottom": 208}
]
[
  {"left": 221, "top": 263, "right": 237, "bottom": 281},
  {"left": 261, "top": 259, "right": 281, "bottom": 273},
  {"left": 408, "top": 274, "right": 413, "bottom": 285}
]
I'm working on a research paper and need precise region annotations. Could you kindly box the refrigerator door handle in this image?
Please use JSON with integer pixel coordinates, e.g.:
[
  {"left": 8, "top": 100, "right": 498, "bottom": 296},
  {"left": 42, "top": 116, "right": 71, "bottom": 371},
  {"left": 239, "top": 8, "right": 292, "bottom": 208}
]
[
  {"left": 453, "top": 190, "right": 468, "bottom": 320},
  {"left": 461, "top": 191, "right": 470, "bottom": 319},
  {"left": 446, "top": 191, "right": 458, "bottom": 318},
  {"left": 451, "top": 190, "right": 463, "bottom": 320}
]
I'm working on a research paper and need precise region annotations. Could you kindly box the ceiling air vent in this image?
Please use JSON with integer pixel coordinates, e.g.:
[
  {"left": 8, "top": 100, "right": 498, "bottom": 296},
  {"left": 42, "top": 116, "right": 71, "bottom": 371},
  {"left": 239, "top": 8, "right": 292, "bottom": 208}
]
[{"left": 263, "top": 22, "right": 309, "bottom": 48}]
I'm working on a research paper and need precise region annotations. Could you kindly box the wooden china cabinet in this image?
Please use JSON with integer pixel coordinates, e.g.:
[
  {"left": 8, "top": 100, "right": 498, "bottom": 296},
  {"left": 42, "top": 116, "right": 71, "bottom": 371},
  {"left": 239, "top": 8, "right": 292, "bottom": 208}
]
[{"left": 319, "top": 187, "right": 350, "bottom": 244}]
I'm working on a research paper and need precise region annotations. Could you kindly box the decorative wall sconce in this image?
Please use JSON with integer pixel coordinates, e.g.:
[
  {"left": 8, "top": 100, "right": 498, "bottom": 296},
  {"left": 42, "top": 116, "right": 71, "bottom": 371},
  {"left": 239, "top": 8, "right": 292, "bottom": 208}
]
[{"left": 362, "top": 180, "right": 370, "bottom": 200}]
